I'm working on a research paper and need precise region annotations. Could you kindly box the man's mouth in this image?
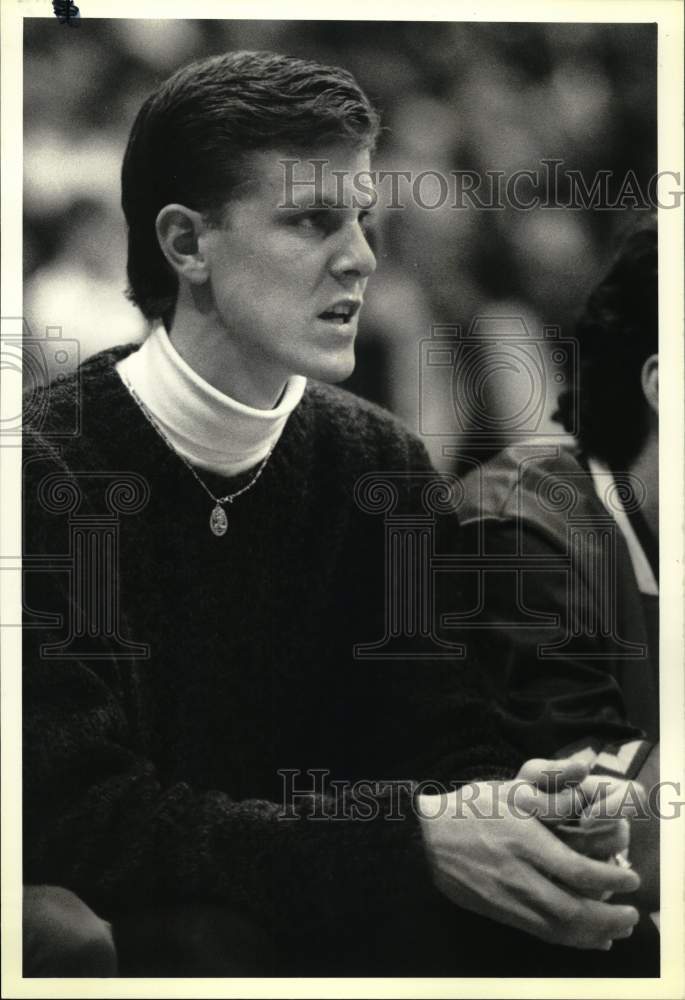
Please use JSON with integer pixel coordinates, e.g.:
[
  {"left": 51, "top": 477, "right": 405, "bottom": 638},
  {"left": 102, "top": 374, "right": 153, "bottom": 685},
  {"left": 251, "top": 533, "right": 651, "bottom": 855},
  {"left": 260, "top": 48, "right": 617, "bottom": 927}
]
[{"left": 317, "top": 300, "right": 362, "bottom": 326}]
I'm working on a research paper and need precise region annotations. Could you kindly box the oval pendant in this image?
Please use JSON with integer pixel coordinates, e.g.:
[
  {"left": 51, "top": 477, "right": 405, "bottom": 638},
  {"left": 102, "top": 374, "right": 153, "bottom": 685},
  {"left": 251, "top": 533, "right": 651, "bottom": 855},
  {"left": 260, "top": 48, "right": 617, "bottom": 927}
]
[{"left": 209, "top": 503, "right": 228, "bottom": 536}]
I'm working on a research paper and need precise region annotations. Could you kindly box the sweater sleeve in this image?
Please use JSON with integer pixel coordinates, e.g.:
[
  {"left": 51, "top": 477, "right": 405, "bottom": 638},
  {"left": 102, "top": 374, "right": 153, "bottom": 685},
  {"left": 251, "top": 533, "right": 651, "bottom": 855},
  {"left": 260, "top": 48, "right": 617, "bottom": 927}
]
[
  {"left": 338, "top": 427, "right": 523, "bottom": 787},
  {"left": 24, "top": 653, "right": 436, "bottom": 938}
]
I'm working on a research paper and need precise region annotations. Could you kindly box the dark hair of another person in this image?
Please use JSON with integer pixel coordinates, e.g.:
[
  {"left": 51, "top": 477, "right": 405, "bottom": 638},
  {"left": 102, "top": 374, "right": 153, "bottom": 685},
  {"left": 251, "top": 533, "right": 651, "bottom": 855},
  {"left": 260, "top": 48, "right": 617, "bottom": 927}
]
[
  {"left": 553, "top": 221, "right": 657, "bottom": 469},
  {"left": 121, "top": 50, "right": 380, "bottom": 329}
]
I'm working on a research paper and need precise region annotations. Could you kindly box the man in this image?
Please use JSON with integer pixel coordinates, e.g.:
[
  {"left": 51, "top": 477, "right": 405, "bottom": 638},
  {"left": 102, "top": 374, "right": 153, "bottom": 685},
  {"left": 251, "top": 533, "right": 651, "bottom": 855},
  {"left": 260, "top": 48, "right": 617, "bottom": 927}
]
[
  {"left": 22, "top": 51, "right": 641, "bottom": 977},
  {"left": 456, "top": 223, "right": 659, "bottom": 917}
]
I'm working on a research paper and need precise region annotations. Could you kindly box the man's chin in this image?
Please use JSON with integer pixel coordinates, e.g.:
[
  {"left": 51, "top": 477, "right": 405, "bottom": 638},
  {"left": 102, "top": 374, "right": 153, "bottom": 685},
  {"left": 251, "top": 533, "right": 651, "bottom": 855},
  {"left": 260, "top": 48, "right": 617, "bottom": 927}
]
[{"left": 305, "top": 348, "right": 356, "bottom": 385}]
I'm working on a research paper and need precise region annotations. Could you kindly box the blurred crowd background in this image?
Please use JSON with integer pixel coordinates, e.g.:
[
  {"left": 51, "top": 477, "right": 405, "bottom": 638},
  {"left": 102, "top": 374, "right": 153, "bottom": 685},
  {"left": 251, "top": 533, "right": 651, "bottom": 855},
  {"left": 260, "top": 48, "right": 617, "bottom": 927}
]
[{"left": 24, "top": 19, "right": 657, "bottom": 469}]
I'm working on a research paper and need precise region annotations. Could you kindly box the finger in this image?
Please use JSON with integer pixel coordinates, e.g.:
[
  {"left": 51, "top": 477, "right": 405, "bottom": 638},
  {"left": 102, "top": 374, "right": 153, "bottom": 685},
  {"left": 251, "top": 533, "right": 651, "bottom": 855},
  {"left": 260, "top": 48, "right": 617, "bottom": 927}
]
[
  {"left": 561, "top": 746, "right": 599, "bottom": 770},
  {"left": 517, "top": 757, "right": 590, "bottom": 792},
  {"left": 578, "top": 815, "right": 631, "bottom": 856},
  {"left": 514, "top": 784, "right": 569, "bottom": 822},
  {"left": 577, "top": 776, "right": 646, "bottom": 819},
  {"left": 548, "top": 758, "right": 592, "bottom": 790},
  {"left": 515, "top": 783, "right": 594, "bottom": 825},
  {"left": 523, "top": 821, "right": 641, "bottom": 896},
  {"left": 574, "top": 899, "right": 640, "bottom": 943},
  {"left": 557, "top": 817, "right": 631, "bottom": 860},
  {"left": 433, "top": 863, "right": 599, "bottom": 950},
  {"left": 495, "top": 861, "right": 639, "bottom": 950},
  {"left": 612, "top": 922, "right": 637, "bottom": 940}
]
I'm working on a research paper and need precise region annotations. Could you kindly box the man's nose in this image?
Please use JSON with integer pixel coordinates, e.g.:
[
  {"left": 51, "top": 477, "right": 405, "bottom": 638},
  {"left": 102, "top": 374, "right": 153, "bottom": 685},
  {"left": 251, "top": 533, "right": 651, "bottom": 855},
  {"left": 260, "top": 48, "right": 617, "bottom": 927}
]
[{"left": 329, "top": 222, "right": 377, "bottom": 281}]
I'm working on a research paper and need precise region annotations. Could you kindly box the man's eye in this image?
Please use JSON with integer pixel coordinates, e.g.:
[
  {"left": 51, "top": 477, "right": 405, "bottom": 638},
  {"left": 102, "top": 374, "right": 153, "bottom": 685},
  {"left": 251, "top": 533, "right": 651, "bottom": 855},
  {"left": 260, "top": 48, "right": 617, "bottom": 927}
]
[
  {"left": 292, "top": 212, "right": 331, "bottom": 234},
  {"left": 289, "top": 209, "right": 376, "bottom": 243}
]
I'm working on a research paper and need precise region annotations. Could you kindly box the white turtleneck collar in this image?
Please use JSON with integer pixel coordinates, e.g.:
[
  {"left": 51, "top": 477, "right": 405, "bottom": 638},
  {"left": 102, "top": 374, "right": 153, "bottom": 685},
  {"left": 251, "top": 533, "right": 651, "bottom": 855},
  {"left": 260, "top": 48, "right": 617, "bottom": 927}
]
[{"left": 115, "top": 327, "right": 306, "bottom": 477}]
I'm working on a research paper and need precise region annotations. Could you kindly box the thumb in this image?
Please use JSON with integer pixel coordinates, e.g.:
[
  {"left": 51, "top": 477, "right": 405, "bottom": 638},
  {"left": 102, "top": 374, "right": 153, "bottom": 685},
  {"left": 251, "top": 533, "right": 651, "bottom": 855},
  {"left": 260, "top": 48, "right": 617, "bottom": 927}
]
[{"left": 517, "top": 757, "right": 590, "bottom": 792}]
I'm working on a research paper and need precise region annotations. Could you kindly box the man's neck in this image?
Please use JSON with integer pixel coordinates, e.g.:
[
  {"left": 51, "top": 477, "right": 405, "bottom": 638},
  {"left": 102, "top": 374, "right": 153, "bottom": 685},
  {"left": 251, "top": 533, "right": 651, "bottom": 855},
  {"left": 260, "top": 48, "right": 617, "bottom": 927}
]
[
  {"left": 167, "top": 309, "right": 287, "bottom": 411},
  {"left": 115, "top": 328, "right": 306, "bottom": 478}
]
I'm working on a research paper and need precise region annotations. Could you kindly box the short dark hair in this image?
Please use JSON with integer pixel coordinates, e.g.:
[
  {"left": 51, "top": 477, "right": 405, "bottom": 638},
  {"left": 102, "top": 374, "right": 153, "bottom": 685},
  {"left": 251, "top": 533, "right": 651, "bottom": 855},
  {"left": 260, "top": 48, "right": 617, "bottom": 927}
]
[
  {"left": 553, "top": 220, "right": 658, "bottom": 468},
  {"left": 121, "top": 50, "right": 380, "bottom": 328}
]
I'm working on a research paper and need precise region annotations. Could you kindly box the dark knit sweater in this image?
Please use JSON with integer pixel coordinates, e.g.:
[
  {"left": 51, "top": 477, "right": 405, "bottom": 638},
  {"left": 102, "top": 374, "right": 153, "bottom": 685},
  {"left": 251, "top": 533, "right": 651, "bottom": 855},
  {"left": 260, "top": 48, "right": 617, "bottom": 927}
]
[{"left": 23, "top": 344, "right": 519, "bottom": 950}]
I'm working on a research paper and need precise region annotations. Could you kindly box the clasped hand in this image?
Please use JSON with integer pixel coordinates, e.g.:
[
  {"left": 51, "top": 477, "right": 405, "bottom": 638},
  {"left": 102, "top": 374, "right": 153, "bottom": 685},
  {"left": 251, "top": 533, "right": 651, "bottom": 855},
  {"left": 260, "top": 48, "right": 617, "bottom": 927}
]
[{"left": 418, "top": 757, "right": 642, "bottom": 950}]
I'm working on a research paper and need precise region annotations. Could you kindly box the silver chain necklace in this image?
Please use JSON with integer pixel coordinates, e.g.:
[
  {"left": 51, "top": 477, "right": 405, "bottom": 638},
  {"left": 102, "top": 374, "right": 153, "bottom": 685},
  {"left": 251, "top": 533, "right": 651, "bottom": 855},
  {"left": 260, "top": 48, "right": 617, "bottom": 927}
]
[{"left": 121, "top": 373, "right": 276, "bottom": 537}]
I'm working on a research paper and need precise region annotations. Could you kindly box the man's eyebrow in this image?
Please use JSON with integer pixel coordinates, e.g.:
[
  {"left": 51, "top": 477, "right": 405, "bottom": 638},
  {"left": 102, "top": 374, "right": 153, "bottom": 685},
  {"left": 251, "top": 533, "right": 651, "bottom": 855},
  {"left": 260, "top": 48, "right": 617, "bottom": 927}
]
[{"left": 278, "top": 194, "right": 368, "bottom": 211}]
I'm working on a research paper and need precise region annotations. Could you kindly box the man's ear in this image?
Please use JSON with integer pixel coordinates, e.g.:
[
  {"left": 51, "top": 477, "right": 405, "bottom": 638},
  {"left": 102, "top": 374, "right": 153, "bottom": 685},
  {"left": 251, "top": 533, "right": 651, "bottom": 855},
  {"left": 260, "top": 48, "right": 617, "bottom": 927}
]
[
  {"left": 641, "top": 353, "right": 658, "bottom": 417},
  {"left": 156, "top": 204, "right": 209, "bottom": 286}
]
